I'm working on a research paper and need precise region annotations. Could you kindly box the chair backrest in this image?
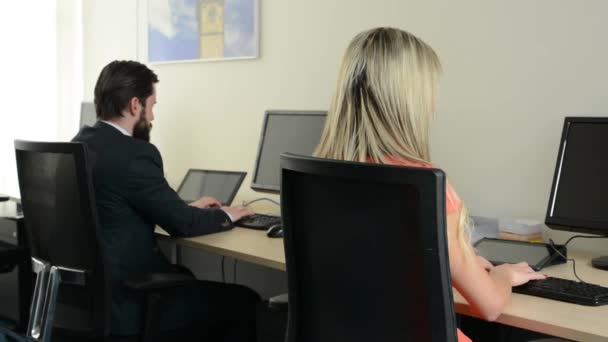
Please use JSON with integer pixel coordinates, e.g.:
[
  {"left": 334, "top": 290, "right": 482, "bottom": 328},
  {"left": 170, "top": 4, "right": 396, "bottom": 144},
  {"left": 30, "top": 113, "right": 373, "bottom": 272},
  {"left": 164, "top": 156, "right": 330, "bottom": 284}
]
[
  {"left": 14, "top": 141, "right": 110, "bottom": 338},
  {"left": 280, "top": 153, "right": 457, "bottom": 342}
]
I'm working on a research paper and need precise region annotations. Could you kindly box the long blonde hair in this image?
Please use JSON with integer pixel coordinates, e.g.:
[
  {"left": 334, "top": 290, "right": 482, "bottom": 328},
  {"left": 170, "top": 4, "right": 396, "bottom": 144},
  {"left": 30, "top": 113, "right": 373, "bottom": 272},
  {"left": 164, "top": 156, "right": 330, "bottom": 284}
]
[{"left": 315, "top": 27, "right": 473, "bottom": 258}]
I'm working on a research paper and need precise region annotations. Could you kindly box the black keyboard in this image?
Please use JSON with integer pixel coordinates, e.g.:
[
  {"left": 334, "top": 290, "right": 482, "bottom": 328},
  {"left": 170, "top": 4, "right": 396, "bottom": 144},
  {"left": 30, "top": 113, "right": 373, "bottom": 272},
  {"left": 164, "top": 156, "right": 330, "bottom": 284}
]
[
  {"left": 236, "top": 213, "right": 281, "bottom": 230},
  {"left": 513, "top": 277, "right": 608, "bottom": 306}
]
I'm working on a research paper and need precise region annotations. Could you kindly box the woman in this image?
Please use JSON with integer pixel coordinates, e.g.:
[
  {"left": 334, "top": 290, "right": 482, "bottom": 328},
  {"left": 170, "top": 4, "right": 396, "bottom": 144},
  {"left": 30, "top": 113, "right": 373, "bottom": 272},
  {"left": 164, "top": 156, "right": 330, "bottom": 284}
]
[{"left": 314, "top": 27, "right": 545, "bottom": 341}]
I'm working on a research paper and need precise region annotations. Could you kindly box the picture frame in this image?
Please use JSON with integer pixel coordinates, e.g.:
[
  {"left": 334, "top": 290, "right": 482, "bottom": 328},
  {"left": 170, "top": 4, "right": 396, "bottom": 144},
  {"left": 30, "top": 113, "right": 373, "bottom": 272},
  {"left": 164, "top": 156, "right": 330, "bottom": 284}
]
[{"left": 138, "top": 0, "right": 259, "bottom": 64}]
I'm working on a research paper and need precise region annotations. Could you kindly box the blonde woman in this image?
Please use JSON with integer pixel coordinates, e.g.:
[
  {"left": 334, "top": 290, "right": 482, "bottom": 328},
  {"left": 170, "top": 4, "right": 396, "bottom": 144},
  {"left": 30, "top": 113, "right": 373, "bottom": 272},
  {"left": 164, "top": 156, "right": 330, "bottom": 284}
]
[{"left": 315, "top": 27, "right": 545, "bottom": 342}]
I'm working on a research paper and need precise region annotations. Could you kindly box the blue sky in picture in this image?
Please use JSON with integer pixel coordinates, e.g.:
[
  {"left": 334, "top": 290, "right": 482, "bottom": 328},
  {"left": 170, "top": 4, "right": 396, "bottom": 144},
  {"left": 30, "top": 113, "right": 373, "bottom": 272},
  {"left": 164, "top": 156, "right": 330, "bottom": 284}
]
[
  {"left": 148, "top": 0, "right": 256, "bottom": 62},
  {"left": 224, "top": 0, "right": 256, "bottom": 58},
  {"left": 148, "top": 0, "right": 199, "bottom": 62}
]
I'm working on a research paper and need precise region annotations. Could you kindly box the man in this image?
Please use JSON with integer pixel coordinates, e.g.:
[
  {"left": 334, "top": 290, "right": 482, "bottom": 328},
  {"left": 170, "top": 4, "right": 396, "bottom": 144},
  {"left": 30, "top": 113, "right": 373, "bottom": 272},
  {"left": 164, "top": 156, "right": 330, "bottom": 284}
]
[{"left": 73, "top": 60, "right": 258, "bottom": 341}]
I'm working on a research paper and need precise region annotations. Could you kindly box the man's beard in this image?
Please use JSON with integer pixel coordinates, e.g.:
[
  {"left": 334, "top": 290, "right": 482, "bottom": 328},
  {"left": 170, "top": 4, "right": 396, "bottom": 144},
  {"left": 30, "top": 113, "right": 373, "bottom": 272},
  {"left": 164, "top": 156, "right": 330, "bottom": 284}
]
[{"left": 133, "top": 108, "right": 152, "bottom": 142}]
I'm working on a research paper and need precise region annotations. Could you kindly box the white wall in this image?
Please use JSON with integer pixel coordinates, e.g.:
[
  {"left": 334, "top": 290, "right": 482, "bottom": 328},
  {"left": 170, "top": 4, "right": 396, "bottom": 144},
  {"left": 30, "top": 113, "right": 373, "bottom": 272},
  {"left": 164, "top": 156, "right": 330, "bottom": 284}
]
[
  {"left": 0, "top": 1, "right": 59, "bottom": 196},
  {"left": 83, "top": 0, "right": 608, "bottom": 256},
  {"left": 83, "top": 0, "right": 138, "bottom": 92},
  {"left": 57, "top": 0, "right": 84, "bottom": 140}
]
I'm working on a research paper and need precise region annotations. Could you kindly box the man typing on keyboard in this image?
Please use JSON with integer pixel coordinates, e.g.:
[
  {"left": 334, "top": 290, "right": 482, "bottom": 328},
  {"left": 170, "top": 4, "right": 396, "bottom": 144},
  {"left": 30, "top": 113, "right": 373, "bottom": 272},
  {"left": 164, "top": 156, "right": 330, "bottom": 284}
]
[{"left": 73, "top": 60, "right": 259, "bottom": 341}]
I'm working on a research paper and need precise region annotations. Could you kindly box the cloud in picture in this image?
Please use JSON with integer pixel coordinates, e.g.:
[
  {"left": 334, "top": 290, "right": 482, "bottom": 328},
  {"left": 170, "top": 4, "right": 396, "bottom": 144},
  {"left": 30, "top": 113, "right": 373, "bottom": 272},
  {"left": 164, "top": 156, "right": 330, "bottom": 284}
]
[
  {"left": 148, "top": 0, "right": 199, "bottom": 62},
  {"left": 224, "top": 0, "right": 256, "bottom": 58}
]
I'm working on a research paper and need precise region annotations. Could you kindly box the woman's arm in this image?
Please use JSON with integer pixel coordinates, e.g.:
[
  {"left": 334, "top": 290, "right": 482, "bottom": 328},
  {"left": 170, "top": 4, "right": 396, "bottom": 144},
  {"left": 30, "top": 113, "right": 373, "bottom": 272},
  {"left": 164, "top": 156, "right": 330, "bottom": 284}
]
[{"left": 447, "top": 211, "right": 545, "bottom": 321}]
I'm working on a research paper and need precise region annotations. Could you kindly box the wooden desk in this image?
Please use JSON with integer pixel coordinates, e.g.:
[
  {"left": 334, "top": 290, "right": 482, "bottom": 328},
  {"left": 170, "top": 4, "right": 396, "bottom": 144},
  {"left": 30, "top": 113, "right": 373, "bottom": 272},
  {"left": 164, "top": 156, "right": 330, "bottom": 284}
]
[
  {"left": 455, "top": 252, "right": 608, "bottom": 341},
  {"left": 157, "top": 227, "right": 608, "bottom": 341},
  {"left": 156, "top": 228, "right": 286, "bottom": 271},
  {"left": 155, "top": 198, "right": 286, "bottom": 270}
]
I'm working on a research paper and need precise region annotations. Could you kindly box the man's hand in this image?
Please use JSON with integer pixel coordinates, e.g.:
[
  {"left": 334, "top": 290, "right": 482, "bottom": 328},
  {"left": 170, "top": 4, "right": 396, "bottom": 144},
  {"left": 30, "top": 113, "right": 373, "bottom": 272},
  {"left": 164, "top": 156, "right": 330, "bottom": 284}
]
[
  {"left": 221, "top": 206, "right": 254, "bottom": 222},
  {"left": 190, "top": 196, "right": 221, "bottom": 209}
]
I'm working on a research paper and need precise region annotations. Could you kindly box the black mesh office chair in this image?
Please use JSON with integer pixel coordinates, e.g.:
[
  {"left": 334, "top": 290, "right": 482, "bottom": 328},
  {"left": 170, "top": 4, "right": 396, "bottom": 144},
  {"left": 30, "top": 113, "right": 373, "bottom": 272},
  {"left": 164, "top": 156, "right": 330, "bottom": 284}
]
[
  {"left": 280, "top": 153, "right": 457, "bottom": 342},
  {"left": 13, "top": 141, "right": 197, "bottom": 342}
]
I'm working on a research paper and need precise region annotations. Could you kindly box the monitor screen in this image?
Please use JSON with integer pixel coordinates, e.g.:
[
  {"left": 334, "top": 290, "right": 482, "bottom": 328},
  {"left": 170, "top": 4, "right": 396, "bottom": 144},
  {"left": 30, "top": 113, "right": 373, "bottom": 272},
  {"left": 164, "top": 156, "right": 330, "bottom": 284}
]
[
  {"left": 80, "top": 102, "right": 97, "bottom": 128},
  {"left": 546, "top": 117, "right": 608, "bottom": 235},
  {"left": 177, "top": 170, "right": 246, "bottom": 205},
  {"left": 252, "top": 110, "right": 326, "bottom": 192}
]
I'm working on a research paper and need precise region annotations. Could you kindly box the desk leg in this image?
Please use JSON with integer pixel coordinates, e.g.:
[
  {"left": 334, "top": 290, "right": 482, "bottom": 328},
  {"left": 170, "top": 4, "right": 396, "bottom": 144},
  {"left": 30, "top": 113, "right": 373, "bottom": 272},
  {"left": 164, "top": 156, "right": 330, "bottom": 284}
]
[{"left": 174, "top": 243, "right": 183, "bottom": 266}]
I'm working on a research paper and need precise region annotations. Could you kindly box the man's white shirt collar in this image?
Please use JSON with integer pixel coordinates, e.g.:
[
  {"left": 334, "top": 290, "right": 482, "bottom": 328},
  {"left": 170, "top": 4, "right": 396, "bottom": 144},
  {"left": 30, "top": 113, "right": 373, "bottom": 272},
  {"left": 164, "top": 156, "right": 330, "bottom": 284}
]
[{"left": 101, "top": 120, "right": 131, "bottom": 136}]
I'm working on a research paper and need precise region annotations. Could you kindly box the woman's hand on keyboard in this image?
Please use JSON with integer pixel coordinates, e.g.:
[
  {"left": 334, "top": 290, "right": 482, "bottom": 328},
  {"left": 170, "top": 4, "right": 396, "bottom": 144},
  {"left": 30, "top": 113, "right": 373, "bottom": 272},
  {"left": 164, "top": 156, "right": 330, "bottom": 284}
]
[{"left": 491, "top": 262, "right": 547, "bottom": 287}]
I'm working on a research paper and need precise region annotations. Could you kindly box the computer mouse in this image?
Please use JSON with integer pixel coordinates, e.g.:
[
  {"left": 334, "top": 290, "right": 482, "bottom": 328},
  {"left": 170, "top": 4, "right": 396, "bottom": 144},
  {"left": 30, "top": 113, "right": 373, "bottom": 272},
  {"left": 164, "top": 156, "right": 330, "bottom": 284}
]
[{"left": 266, "top": 224, "right": 283, "bottom": 238}]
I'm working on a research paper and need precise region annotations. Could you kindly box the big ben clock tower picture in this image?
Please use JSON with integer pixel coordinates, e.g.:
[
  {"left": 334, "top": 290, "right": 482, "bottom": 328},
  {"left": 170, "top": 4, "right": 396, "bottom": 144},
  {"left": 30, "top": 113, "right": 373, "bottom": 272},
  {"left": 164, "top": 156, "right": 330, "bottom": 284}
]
[
  {"left": 199, "top": 0, "right": 225, "bottom": 59},
  {"left": 147, "top": 0, "right": 259, "bottom": 63}
]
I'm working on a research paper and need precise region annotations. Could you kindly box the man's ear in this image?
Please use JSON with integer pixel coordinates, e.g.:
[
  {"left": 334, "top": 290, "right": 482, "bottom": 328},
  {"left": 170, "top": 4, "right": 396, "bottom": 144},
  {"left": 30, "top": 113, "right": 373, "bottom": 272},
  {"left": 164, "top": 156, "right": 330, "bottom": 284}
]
[{"left": 128, "top": 97, "right": 140, "bottom": 117}]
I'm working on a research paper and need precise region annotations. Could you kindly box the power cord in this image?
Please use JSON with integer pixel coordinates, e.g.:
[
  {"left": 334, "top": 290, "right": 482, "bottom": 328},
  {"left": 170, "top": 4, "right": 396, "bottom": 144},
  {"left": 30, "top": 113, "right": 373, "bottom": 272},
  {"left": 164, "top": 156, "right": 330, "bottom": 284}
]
[
  {"left": 242, "top": 197, "right": 280, "bottom": 207},
  {"left": 562, "top": 234, "right": 608, "bottom": 247},
  {"left": 547, "top": 235, "right": 608, "bottom": 283},
  {"left": 548, "top": 239, "right": 584, "bottom": 283}
]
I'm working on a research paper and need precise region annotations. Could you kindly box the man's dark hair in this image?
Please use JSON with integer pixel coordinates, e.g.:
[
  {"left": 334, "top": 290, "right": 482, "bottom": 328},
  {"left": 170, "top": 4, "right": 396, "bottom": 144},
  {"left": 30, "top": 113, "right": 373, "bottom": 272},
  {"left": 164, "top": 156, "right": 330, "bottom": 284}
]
[{"left": 94, "top": 60, "right": 159, "bottom": 120}]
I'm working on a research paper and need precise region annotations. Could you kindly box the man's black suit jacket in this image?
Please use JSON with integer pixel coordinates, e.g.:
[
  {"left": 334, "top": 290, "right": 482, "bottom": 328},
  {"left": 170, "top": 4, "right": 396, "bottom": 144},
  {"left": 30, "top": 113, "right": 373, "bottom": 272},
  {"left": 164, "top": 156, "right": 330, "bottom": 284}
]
[{"left": 73, "top": 121, "right": 233, "bottom": 335}]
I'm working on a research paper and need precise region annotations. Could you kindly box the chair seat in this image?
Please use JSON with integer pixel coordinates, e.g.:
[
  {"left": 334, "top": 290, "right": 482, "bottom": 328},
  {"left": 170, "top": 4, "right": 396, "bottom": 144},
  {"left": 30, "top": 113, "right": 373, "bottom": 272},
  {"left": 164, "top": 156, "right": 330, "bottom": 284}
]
[
  {"left": 0, "top": 327, "right": 34, "bottom": 342},
  {"left": 0, "top": 241, "right": 26, "bottom": 272}
]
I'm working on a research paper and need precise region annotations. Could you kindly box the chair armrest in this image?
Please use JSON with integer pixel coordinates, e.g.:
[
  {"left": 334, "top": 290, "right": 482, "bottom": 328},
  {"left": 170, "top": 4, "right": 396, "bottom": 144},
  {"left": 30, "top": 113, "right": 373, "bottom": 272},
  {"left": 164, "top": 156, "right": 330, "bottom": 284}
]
[{"left": 123, "top": 273, "right": 198, "bottom": 292}]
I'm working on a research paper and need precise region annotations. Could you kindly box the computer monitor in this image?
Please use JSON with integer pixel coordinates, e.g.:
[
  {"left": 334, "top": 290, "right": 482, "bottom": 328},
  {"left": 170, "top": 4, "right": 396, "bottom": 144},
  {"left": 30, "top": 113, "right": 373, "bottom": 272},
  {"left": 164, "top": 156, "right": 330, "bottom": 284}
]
[
  {"left": 80, "top": 102, "right": 97, "bottom": 128},
  {"left": 176, "top": 169, "right": 246, "bottom": 205},
  {"left": 546, "top": 117, "right": 608, "bottom": 269},
  {"left": 251, "top": 110, "right": 326, "bottom": 193}
]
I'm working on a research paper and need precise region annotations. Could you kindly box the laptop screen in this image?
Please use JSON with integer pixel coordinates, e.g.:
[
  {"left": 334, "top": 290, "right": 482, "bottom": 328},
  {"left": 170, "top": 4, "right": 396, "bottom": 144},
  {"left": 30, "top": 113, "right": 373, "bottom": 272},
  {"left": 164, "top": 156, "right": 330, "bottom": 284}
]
[{"left": 177, "top": 170, "right": 246, "bottom": 205}]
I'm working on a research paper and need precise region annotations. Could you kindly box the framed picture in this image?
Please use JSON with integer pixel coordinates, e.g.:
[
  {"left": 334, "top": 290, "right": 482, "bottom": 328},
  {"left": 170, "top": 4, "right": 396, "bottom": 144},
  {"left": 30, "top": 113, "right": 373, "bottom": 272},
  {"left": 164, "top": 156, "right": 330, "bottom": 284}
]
[{"left": 141, "top": 0, "right": 259, "bottom": 64}]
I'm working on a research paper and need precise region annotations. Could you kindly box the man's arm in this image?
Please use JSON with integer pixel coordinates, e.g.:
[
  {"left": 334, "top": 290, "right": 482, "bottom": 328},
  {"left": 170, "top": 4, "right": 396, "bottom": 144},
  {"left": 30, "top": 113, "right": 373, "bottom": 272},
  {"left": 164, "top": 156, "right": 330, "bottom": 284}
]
[{"left": 125, "top": 144, "right": 233, "bottom": 237}]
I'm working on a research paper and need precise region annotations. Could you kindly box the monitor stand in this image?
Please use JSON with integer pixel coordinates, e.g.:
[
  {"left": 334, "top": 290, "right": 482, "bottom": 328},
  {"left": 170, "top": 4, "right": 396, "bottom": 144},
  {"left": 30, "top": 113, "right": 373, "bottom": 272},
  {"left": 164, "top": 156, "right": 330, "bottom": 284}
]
[{"left": 591, "top": 256, "right": 608, "bottom": 271}]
